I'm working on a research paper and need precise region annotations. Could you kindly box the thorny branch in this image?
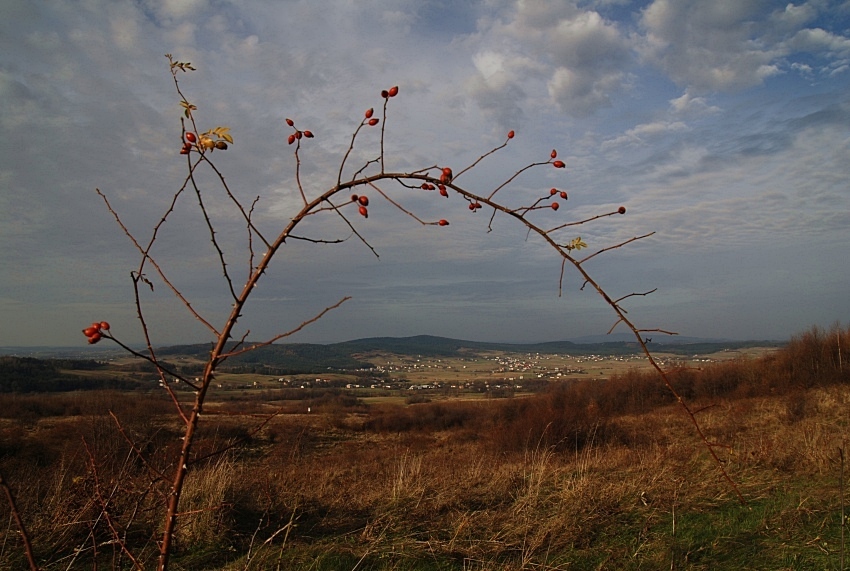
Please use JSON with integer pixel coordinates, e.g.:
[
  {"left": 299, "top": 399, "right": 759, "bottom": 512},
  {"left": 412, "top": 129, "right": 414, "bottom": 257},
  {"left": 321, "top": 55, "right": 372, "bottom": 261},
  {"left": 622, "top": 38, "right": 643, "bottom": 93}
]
[
  {"left": 0, "top": 471, "right": 39, "bottom": 571},
  {"left": 218, "top": 296, "right": 351, "bottom": 359},
  {"left": 95, "top": 188, "right": 219, "bottom": 337},
  {"left": 188, "top": 167, "right": 239, "bottom": 301},
  {"left": 82, "top": 442, "right": 146, "bottom": 571}
]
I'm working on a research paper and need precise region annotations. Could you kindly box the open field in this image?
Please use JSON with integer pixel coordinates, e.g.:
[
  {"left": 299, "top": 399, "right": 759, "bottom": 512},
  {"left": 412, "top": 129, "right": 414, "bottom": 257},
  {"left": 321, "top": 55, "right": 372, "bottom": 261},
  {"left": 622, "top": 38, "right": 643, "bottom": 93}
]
[
  {"left": 153, "top": 346, "right": 782, "bottom": 397},
  {"left": 0, "top": 327, "right": 845, "bottom": 570}
]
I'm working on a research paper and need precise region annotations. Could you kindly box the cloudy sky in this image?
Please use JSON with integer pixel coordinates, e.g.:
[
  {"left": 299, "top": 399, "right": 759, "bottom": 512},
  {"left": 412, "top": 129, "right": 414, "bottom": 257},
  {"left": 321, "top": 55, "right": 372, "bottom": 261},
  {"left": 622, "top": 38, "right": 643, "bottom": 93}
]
[{"left": 1, "top": 0, "right": 849, "bottom": 348}]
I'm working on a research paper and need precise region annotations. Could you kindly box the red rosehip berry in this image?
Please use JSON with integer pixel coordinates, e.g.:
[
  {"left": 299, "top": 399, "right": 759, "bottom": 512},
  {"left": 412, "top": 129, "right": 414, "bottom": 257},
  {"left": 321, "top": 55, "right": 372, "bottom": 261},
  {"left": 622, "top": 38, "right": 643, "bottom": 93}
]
[
  {"left": 507, "top": 130, "right": 515, "bottom": 139},
  {"left": 303, "top": 130, "right": 314, "bottom": 138},
  {"left": 551, "top": 149, "right": 558, "bottom": 159},
  {"left": 618, "top": 206, "right": 626, "bottom": 214},
  {"left": 351, "top": 194, "right": 359, "bottom": 202},
  {"left": 358, "top": 195, "right": 369, "bottom": 206},
  {"left": 560, "top": 191, "right": 568, "bottom": 199},
  {"left": 99, "top": 321, "right": 110, "bottom": 331},
  {"left": 439, "top": 185, "right": 448, "bottom": 197},
  {"left": 552, "top": 160, "right": 566, "bottom": 168},
  {"left": 288, "top": 134, "right": 296, "bottom": 145},
  {"left": 550, "top": 188, "right": 558, "bottom": 196},
  {"left": 91, "top": 322, "right": 102, "bottom": 331},
  {"left": 359, "top": 205, "right": 368, "bottom": 218},
  {"left": 388, "top": 86, "right": 399, "bottom": 97},
  {"left": 551, "top": 202, "right": 560, "bottom": 211},
  {"left": 368, "top": 118, "right": 380, "bottom": 126},
  {"left": 438, "top": 219, "right": 449, "bottom": 226},
  {"left": 185, "top": 132, "right": 197, "bottom": 143},
  {"left": 381, "top": 89, "right": 389, "bottom": 98},
  {"left": 180, "top": 147, "right": 190, "bottom": 155},
  {"left": 285, "top": 118, "right": 294, "bottom": 126},
  {"left": 295, "top": 130, "right": 302, "bottom": 139},
  {"left": 88, "top": 332, "right": 102, "bottom": 344},
  {"left": 82, "top": 326, "right": 99, "bottom": 337},
  {"left": 365, "top": 108, "right": 374, "bottom": 119},
  {"left": 468, "top": 203, "right": 476, "bottom": 211}
]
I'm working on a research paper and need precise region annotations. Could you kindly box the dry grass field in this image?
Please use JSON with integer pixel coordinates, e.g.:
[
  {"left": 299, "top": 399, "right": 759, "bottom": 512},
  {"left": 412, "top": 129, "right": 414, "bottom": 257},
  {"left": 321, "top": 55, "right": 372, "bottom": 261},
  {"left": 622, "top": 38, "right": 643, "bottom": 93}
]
[{"left": 0, "top": 325, "right": 847, "bottom": 570}]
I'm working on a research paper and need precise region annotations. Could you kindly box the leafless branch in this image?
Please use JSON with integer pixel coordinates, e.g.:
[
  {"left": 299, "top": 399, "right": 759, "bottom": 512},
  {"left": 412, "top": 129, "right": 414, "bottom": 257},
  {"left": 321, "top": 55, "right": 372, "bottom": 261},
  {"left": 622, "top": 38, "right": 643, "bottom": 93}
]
[
  {"left": 96, "top": 189, "right": 220, "bottom": 336},
  {"left": 613, "top": 289, "right": 658, "bottom": 304},
  {"left": 82, "top": 442, "right": 145, "bottom": 571},
  {"left": 0, "top": 471, "right": 39, "bottom": 571},
  {"left": 188, "top": 169, "right": 238, "bottom": 301},
  {"left": 219, "top": 296, "right": 351, "bottom": 359},
  {"left": 578, "top": 232, "right": 655, "bottom": 265},
  {"left": 108, "top": 411, "right": 170, "bottom": 484},
  {"left": 546, "top": 208, "right": 627, "bottom": 234}
]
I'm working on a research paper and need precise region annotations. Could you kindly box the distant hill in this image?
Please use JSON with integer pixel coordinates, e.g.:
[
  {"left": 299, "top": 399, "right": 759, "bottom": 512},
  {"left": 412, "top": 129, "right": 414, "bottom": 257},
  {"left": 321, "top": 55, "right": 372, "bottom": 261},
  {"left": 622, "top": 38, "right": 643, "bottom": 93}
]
[
  {"left": 156, "top": 341, "right": 374, "bottom": 374},
  {"left": 156, "top": 334, "right": 783, "bottom": 373},
  {"left": 1, "top": 335, "right": 784, "bottom": 378}
]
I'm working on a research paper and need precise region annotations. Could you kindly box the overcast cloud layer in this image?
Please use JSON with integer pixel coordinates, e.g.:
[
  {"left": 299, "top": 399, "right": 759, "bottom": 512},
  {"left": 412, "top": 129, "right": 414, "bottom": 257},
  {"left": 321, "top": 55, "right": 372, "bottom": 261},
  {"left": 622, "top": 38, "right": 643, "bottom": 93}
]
[{"left": 1, "top": 0, "right": 848, "bottom": 347}]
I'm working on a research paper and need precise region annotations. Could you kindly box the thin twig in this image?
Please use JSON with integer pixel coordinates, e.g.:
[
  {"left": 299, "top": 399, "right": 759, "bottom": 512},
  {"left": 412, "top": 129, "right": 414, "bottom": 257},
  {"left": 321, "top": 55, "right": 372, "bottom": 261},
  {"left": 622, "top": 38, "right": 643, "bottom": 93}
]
[
  {"left": 96, "top": 189, "right": 219, "bottom": 336},
  {"left": 0, "top": 471, "right": 39, "bottom": 571},
  {"left": 81, "top": 442, "right": 145, "bottom": 571},
  {"left": 188, "top": 170, "right": 238, "bottom": 301},
  {"left": 579, "top": 233, "right": 655, "bottom": 265},
  {"left": 219, "top": 297, "right": 351, "bottom": 359}
]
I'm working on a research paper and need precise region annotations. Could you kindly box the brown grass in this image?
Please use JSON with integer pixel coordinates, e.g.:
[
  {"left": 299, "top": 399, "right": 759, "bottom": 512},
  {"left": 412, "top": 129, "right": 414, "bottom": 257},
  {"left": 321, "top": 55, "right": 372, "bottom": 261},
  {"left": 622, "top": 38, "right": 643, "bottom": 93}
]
[{"left": 0, "top": 324, "right": 848, "bottom": 569}]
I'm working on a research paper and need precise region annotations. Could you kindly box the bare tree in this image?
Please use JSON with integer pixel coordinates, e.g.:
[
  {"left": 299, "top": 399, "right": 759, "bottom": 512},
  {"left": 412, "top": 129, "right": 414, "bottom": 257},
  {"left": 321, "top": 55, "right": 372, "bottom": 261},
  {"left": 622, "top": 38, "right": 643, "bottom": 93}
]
[{"left": 2, "top": 55, "right": 743, "bottom": 570}]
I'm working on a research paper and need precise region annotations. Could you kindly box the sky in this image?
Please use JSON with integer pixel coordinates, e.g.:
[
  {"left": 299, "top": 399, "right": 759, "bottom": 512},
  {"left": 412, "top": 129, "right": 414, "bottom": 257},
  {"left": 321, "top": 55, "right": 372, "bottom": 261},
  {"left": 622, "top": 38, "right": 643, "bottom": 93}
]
[{"left": 1, "top": 0, "right": 849, "bottom": 348}]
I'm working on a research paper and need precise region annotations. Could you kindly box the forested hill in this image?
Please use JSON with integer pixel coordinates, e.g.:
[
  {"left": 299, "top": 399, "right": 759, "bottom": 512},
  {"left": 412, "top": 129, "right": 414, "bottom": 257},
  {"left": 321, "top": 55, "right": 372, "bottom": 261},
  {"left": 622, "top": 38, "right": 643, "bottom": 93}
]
[
  {"left": 156, "top": 335, "right": 782, "bottom": 370},
  {"left": 156, "top": 342, "right": 373, "bottom": 373},
  {"left": 0, "top": 356, "right": 141, "bottom": 392}
]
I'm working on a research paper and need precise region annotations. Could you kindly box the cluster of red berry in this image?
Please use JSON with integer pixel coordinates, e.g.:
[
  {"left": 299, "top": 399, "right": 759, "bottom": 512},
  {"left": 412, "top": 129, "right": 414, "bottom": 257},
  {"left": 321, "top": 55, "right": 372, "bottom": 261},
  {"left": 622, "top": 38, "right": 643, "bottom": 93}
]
[
  {"left": 363, "top": 107, "right": 380, "bottom": 126},
  {"left": 82, "top": 321, "right": 110, "bottom": 344},
  {"left": 439, "top": 167, "right": 453, "bottom": 185},
  {"left": 285, "top": 118, "right": 314, "bottom": 145},
  {"left": 179, "top": 132, "right": 196, "bottom": 154},
  {"left": 550, "top": 149, "right": 565, "bottom": 169},
  {"left": 180, "top": 131, "right": 229, "bottom": 154},
  {"left": 181, "top": 131, "right": 231, "bottom": 155},
  {"left": 381, "top": 86, "right": 399, "bottom": 99},
  {"left": 359, "top": 86, "right": 398, "bottom": 127},
  {"left": 549, "top": 187, "right": 569, "bottom": 210},
  {"left": 350, "top": 194, "right": 370, "bottom": 218}
]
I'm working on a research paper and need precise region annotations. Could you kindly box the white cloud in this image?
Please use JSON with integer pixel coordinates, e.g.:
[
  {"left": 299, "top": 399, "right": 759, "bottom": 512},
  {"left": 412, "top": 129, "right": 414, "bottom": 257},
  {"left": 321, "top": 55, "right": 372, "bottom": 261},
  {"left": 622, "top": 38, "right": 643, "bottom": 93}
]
[
  {"left": 545, "top": 11, "right": 632, "bottom": 116},
  {"left": 148, "top": 0, "right": 209, "bottom": 23},
  {"left": 769, "top": 1, "right": 818, "bottom": 31},
  {"left": 466, "top": 2, "right": 634, "bottom": 118},
  {"left": 639, "top": 0, "right": 850, "bottom": 91},
  {"left": 601, "top": 120, "right": 688, "bottom": 149},
  {"left": 669, "top": 90, "right": 720, "bottom": 116},
  {"left": 784, "top": 27, "right": 850, "bottom": 56},
  {"left": 639, "top": 0, "right": 782, "bottom": 91}
]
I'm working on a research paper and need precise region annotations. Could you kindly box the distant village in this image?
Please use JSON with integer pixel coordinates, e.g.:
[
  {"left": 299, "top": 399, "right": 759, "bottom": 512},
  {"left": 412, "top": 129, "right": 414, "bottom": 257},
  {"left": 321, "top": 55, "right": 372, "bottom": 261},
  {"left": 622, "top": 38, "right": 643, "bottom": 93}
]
[{"left": 199, "top": 351, "right": 719, "bottom": 394}]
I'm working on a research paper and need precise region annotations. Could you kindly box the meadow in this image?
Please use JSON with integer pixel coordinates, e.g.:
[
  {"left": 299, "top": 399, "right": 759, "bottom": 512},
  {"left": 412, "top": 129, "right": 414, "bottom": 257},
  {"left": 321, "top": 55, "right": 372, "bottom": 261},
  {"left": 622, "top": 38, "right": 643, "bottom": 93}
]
[{"left": 0, "top": 324, "right": 847, "bottom": 570}]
